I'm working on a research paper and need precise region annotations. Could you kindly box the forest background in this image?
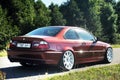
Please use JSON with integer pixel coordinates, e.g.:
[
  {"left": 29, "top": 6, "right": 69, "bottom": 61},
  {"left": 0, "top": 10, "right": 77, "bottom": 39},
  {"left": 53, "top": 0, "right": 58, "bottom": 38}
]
[{"left": 0, "top": 0, "right": 120, "bottom": 49}]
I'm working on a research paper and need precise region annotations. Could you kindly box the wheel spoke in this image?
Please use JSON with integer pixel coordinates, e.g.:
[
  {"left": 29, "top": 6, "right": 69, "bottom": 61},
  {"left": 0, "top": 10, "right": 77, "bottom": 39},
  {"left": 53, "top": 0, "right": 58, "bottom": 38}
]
[
  {"left": 63, "top": 51, "right": 74, "bottom": 70},
  {"left": 107, "top": 48, "right": 113, "bottom": 62}
]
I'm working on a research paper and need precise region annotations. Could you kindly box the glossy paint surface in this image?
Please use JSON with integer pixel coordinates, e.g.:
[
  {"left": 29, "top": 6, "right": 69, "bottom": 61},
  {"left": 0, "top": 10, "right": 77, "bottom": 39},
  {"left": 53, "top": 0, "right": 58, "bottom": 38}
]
[{"left": 7, "top": 26, "right": 111, "bottom": 65}]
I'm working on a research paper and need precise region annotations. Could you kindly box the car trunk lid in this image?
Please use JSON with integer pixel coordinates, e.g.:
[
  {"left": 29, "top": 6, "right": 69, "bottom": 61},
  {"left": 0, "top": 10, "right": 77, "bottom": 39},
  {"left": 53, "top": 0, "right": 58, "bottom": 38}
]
[{"left": 10, "top": 35, "right": 51, "bottom": 51}]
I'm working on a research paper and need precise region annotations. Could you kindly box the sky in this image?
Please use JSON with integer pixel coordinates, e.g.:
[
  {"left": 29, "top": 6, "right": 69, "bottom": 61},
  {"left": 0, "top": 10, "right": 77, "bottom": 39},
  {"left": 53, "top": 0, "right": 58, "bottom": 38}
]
[
  {"left": 40, "top": 0, "right": 119, "bottom": 7},
  {"left": 41, "top": 0, "right": 67, "bottom": 7}
]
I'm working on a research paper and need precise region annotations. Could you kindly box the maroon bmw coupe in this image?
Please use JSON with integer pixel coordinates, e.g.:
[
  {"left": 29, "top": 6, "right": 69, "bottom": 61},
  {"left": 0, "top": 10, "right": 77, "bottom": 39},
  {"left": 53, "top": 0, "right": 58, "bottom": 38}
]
[{"left": 7, "top": 26, "right": 113, "bottom": 70}]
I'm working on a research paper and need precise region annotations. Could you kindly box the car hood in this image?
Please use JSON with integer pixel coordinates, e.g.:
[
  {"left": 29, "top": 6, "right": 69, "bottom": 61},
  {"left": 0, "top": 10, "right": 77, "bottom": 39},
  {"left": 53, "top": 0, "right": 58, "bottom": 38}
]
[{"left": 97, "top": 41, "right": 111, "bottom": 48}]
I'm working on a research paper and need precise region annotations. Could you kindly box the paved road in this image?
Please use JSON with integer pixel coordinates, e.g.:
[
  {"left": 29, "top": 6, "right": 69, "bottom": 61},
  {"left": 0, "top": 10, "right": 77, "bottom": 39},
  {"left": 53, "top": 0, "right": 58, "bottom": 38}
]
[{"left": 0, "top": 48, "right": 120, "bottom": 80}]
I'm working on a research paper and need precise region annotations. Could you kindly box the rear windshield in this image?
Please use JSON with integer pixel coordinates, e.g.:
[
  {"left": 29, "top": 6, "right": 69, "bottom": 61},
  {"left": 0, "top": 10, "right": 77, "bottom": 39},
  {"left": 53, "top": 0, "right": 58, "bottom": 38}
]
[{"left": 26, "top": 27, "right": 63, "bottom": 36}]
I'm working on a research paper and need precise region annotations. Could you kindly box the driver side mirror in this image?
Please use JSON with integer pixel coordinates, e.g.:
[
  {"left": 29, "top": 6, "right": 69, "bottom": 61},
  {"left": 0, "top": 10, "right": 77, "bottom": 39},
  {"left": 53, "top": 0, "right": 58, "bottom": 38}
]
[{"left": 93, "top": 37, "right": 98, "bottom": 43}]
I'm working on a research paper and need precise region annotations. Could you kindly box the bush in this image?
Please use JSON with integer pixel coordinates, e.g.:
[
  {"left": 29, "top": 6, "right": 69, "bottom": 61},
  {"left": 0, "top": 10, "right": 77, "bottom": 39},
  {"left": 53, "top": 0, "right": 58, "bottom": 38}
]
[{"left": 0, "top": 32, "right": 7, "bottom": 50}]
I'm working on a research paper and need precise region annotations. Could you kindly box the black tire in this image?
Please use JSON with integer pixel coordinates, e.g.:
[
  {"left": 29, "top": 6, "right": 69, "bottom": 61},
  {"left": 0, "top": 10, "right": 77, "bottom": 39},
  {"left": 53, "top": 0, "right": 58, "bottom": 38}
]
[
  {"left": 59, "top": 50, "right": 75, "bottom": 71},
  {"left": 104, "top": 48, "right": 113, "bottom": 63}
]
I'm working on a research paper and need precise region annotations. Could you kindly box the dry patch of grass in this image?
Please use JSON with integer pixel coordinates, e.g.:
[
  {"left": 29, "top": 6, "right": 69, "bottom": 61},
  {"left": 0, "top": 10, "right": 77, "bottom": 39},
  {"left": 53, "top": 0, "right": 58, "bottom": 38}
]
[
  {"left": 112, "top": 44, "right": 120, "bottom": 48},
  {"left": 0, "top": 71, "right": 6, "bottom": 80},
  {"left": 0, "top": 50, "right": 7, "bottom": 57}
]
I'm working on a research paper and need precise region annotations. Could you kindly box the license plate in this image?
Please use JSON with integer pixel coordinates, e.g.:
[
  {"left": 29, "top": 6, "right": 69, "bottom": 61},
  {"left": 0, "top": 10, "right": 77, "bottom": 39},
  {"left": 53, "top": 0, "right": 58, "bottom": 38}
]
[{"left": 17, "top": 43, "right": 31, "bottom": 48}]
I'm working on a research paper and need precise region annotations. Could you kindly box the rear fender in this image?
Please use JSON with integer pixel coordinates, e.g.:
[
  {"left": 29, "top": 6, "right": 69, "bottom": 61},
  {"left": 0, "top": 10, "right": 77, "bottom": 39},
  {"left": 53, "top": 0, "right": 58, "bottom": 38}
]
[
  {"left": 62, "top": 47, "right": 77, "bottom": 64},
  {"left": 63, "top": 47, "right": 74, "bottom": 52}
]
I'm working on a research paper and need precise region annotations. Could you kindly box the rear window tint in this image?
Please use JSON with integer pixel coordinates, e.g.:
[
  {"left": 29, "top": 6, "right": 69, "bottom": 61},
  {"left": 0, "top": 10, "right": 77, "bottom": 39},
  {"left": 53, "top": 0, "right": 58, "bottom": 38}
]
[{"left": 26, "top": 27, "right": 63, "bottom": 36}]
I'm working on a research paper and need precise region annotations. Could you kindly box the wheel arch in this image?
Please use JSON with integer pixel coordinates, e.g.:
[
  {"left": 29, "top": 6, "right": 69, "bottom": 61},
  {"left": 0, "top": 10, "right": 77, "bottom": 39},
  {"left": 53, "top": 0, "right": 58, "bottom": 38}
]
[
  {"left": 63, "top": 47, "right": 74, "bottom": 52},
  {"left": 105, "top": 47, "right": 113, "bottom": 53},
  {"left": 57, "top": 47, "right": 77, "bottom": 70},
  {"left": 62, "top": 46, "right": 77, "bottom": 63}
]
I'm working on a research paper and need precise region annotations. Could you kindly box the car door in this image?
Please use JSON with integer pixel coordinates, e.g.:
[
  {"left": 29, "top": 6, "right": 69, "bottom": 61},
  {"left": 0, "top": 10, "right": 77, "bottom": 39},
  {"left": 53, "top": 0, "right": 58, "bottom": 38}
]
[
  {"left": 74, "top": 28, "right": 103, "bottom": 63},
  {"left": 66, "top": 28, "right": 93, "bottom": 63}
]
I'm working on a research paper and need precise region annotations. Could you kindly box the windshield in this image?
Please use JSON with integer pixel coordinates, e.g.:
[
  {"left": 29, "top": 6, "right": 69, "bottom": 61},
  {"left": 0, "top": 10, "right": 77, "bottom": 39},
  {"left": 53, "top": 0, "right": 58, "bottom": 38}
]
[{"left": 26, "top": 27, "right": 63, "bottom": 36}]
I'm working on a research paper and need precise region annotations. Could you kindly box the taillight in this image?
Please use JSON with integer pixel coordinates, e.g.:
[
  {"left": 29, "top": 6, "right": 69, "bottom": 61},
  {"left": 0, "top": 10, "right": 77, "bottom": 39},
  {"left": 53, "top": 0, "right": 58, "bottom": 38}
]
[
  {"left": 33, "top": 41, "right": 49, "bottom": 50},
  {"left": 10, "top": 40, "right": 17, "bottom": 48}
]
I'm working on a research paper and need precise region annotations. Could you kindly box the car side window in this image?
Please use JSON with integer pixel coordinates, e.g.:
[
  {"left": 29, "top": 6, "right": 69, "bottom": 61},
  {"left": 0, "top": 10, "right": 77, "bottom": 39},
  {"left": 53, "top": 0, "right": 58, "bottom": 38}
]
[
  {"left": 75, "top": 29, "right": 95, "bottom": 41},
  {"left": 64, "top": 29, "right": 78, "bottom": 40}
]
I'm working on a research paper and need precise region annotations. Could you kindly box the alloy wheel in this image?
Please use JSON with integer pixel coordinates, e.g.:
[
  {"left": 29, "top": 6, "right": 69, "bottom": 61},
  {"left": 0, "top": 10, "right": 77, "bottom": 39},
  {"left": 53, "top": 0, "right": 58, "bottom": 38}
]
[
  {"left": 62, "top": 51, "right": 75, "bottom": 70},
  {"left": 106, "top": 48, "right": 113, "bottom": 63}
]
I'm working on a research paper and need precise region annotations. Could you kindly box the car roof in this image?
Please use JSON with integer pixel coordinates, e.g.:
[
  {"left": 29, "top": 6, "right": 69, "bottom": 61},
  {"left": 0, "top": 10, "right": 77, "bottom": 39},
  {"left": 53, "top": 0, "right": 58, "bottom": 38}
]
[
  {"left": 46, "top": 26, "right": 85, "bottom": 30},
  {"left": 45, "top": 26, "right": 88, "bottom": 38}
]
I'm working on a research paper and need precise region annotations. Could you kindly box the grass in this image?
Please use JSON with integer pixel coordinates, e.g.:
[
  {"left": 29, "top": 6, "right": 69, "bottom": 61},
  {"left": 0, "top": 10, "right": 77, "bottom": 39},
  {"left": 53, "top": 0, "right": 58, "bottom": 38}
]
[
  {"left": 112, "top": 44, "right": 120, "bottom": 48},
  {"left": 45, "top": 64, "right": 120, "bottom": 80},
  {"left": 0, "top": 50, "right": 7, "bottom": 57}
]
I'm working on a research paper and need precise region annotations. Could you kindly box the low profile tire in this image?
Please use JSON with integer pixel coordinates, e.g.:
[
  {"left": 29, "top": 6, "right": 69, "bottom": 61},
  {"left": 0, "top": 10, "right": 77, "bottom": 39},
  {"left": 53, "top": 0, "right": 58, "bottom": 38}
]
[
  {"left": 20, "top": 62, "right": 34, "bottom": 67},
  {"left": 104, "top": 48, "right": 113, "bottom": 63},
  {"left": 59, "top": 50, "right": 75, "bottom": 71}
]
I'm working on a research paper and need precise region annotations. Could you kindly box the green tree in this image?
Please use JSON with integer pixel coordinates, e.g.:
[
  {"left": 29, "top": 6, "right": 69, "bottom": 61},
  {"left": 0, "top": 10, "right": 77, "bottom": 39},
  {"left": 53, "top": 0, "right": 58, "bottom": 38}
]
[
  {"left": 49, "top": 3, "right": 66, "bottom": 26},
  {"left": 60, "top": 0, "right": 85, "bottom": 27},
  {"left": 0, "top": 5, "right": 19, "bottom": 49},
  {"left": 100, "top": 3, "right": 118, "bottom": 43},
  {"left": 105, "top": 0, "right": 116, "bottom": 5},
  {"left": 0, "top": 0, "right": 35, "bottom": 35},
  {"left": 75, "top": 0, "right": 103, "bottom": 37},
  {"left": 12, "top": 0, "right": 35, "bottom": 34},
  {"left": 115, "top": 1, "right": 120, "bottom": 33},
  {"left": 34, "top": 0, "right": 51, "bottom": 27}
]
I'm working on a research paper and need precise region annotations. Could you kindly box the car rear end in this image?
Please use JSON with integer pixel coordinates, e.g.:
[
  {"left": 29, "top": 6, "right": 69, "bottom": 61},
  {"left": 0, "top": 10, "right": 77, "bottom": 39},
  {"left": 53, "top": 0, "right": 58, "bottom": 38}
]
[
  {"left": 8, "top": 36, "right": 62, "bottom": 65},
  {"left": 7, "top": 26, "right": 64, "bottom": 65}
]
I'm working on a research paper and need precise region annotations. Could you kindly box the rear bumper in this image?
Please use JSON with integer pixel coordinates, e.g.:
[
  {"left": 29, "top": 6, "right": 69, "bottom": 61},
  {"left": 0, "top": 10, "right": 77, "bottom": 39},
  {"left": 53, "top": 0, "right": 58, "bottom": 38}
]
[{"left": 7, "top": 49, "right": 63, "bottom": 65}]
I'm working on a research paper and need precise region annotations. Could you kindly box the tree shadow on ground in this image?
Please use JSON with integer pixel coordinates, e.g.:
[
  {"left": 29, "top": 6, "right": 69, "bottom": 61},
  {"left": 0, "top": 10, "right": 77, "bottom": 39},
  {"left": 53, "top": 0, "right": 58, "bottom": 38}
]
[{"left": 0, "top": 61, "right": 109, "bottom": 79}]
